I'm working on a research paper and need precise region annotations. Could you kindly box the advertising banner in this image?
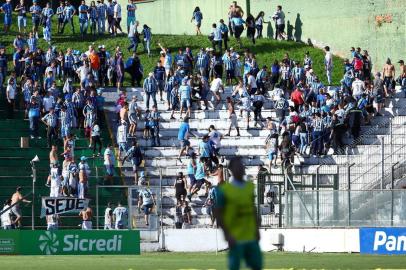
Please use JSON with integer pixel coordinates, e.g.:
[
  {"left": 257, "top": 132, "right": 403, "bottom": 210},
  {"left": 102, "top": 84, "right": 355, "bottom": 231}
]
[
  {"left": 41, "top": 197, "right": 90, "bottom": 217},
  {"left": 359, "top": 227, "right": 406, "bottom": 254},
  {"left": 0, "top": 230, "right": 140, "bottom": 255}
]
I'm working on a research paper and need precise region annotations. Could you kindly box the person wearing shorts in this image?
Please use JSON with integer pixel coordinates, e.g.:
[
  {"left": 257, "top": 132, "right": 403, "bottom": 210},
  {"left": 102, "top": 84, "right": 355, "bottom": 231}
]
[
  {"left": 122, "top": 140, "right": 143, "bottom": 185},
  {"left": 79, "top": 207, "right": 93, "bottom": 230},
  {"left": 179, "top": 79, "right": 191, "bottom": 119},
  {"left": 231, "top": 16, "right": 245, "bottom": 47},
  {"left": 138, "top": 187, "right": 155, "bottom": 226},
  {"left": 11, "top": 187, "right": 31, "bottom": 228}
]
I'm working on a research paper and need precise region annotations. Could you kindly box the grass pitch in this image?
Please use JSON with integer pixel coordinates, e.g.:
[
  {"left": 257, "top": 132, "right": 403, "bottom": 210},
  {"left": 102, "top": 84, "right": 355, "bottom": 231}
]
[{"left": 1, "top": 252, "right": 405, "bottom": 270}]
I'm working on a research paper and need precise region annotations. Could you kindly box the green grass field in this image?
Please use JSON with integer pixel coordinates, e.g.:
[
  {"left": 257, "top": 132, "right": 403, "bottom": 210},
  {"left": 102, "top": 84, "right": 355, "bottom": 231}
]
[
  {"left": 1, "top": 252, "right": 405, "bottom": 270},
  {"left": 0, "top": 15, "right": 343, "bottom": 86}
]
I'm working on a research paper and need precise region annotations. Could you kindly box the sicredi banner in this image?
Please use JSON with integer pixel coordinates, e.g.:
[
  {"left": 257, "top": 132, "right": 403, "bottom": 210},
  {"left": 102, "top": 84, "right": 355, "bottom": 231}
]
[
  {"left": 359, "top": 228, "right": 406, "bottom": 254},
  {"left": 0, "top": 230, "right": 140, "bottom": 255},
  {"left": 41, "top": 197, "right": 90, "bottom": 217}
]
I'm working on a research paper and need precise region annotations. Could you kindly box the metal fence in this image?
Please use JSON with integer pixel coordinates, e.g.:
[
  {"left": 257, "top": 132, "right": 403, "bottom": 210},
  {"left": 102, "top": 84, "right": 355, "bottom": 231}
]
[{"left": 285, "top": 190, "right": 406, "bottom": 227}]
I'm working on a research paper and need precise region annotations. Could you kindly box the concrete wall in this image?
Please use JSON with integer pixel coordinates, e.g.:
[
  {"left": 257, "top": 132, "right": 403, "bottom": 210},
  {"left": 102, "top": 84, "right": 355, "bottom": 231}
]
[
  {"left": 122, "top": 0, "right": 235, "bottom": 35},
  {"left": 122, "top": 0, "right": 406, "bottom": 71},
  {"left": 163, "top": 228, "right": 360, "bottom": 253},
  {"left": 250, "top": 0, "right": 406, "bottom": 71}
]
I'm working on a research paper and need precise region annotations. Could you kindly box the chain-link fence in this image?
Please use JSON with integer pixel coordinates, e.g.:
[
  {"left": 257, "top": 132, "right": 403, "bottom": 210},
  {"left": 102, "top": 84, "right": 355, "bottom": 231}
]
[{"left": 285, "top": 190, "right": 406, "bottom": 227}]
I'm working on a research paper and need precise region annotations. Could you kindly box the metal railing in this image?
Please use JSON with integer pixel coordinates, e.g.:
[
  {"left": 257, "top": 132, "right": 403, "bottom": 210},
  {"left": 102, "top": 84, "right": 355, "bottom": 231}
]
[{"left": 285, "top": 189, "right": 406, "bottom": 227}]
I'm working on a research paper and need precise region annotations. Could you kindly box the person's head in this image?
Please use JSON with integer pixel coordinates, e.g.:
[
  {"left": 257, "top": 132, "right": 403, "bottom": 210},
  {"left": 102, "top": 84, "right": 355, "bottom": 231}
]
[
  {"left": 375, "top": 72, "right": 381, "bottom": 78},
  {"left": 91, "top": 1, "right": 95, "bottom": 6},
  {"left": 152, "top": 105, "right": 157, "bottom": 112},
  {"left": 183, "top": 116, "right": 189, "bottom": 123},
  {"left": 107, "top": 202, "right": 112, "bottom": 208},
  {"left": 60, "top": 1, "right": 64, "bottom": 6},
  {"left": 117, "top": 201, "right": 122, "bottom": 207},
  {"left": 178, "top": 171, "right": 184, "bottom": 178},
  {"left": 398, "top": 60, "right": 404, "bottom": 65},
  {"left": 4, "top": 199, "right": 11, "bottom": 206},
  {"left": 132, "top": 140, "right": 138, "bottom": 147},
  {"left": 324, "top": 46, "right": 330, "bottom": 52},
  {"left": 220, "top": 19, "right": 224, "bottom": 24},
  {"left": 16, "top": 186, "right": 22, "bottom": 193},
  {"left": 46, "top": 2, "right": 50, "bottom": 7},
  {"left": 277, "top": 5, "right": 282, "bottom": 11},
  {"left": 228, "top": 157, "right": 245, "bottom": 181},
  {"left": 209, "top": 125, "right": 215, "bottom": 131},
  {"left": 81, "top": 0, "right": 85, "bottom": 5},
  {"left": 212, "top": 23, "right": 217, "bottom": 28},
  {"left": 194, "top": 6, "right": 200, "bottom": 12}
]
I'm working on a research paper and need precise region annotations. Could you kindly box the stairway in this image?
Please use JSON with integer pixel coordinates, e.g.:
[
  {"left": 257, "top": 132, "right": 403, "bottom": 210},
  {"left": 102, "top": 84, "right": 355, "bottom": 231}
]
[{"left": 102, "top": 85, "right": 406, "bottom": 228}]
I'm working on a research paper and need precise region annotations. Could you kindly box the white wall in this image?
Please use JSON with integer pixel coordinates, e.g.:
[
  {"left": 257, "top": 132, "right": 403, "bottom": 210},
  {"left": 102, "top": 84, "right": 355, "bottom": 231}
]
[{"left": 163, "top": 228, "right": 360, "bottom": 253}]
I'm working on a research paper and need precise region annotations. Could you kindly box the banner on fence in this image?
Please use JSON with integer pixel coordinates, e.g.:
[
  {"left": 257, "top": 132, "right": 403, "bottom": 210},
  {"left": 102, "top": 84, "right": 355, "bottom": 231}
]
[
  {"left": 41, "top": 197, "right": 90, "bottom": 217},
  {"left": 360, "top": 227, "right": 406, "bottom": 254},
  {"left": 0, "top": 230, "right": 140, "bottom": 255}
]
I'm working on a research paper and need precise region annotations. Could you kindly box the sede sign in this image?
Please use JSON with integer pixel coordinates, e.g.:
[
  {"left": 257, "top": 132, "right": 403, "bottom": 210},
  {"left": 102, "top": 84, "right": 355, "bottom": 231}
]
[
  {"left": 0, "top": 230, "right": 140, "bottom": 255},
  {"left": 359, "top": 228, "right": 406, "bottom": 254},
  {"left": 41, "top": 197, "right": 90, "bottom": 217}
]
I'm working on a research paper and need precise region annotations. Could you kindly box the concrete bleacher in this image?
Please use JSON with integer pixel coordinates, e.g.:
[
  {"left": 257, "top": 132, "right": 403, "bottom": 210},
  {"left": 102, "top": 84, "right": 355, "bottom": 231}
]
[{"left": 103, "top": 86, "right": 406, "bottom": 227}]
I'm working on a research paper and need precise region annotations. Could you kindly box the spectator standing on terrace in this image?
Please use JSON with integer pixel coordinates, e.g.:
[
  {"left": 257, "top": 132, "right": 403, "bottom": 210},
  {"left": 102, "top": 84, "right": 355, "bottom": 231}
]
[
  {"left": 1, "top": 199, "right": 13, "bottom": 229},
  {"left": 104, "top": 202, "right": 113, "bottom": 229},
  {"left": 126, "top": 0, "right": 136, "bottom": 33},
  {"left": 62, "top": 1, "right": 76, "bottom": 34},
  {"left": 324, "top": 46, "right": 333, "bottom": 85},
  {"left": 141, "top": 24, "right": 152, "bottom": 57},
  {"left": 11, "top": 187, "right": 31, "bottom": 228},
  {"left": 272, "top": 5, "right": 285, "bottom": 40},
  {"left": 6, "top": 77, "right": 16, "bottom": 119},
  {"left": 215, "top": 157, "right": 262, "bottom": 270},
  {"left": 122, "top": 140, "right": 143, "bottom": 185},
  {"left": 103, "top": 144, "right": 115, "bottom": 184},
  {"left": 15, "top": 0, "right": 28, "bottom": 34},
  {"left": 79, "top": 206, "right": 93, "bottom": 230},
  {"left": 113, "top": 0, "right": 124, "bottom": 35},
  {"left": 138, "top": 186, "right": 155, "bottom": 226},
  {"left": 143, "top": 72, "right": 158, "bottom": 110},
  {"left": 78, "top": 156, "right": 91, "bottom": 198},
  {"left": 382, "top": 58, "right": 395, "bottom": 97},
  {"left": 211, "top": 23, "right": 223, "bottom": 53},
  {"left": 56, "top": 1, "right": 65, "bottom": 34},
  {"left": 97, "top": 0, "right": 107, "bottom": 34},
  {"left": 174, "top": 172, "right": 187, "bottom": 204},
  {"left": 78, "top": 0, "right": 89, "bottom": 37},
  {"left": 113, "top": 202, "right": 128, "bottom": 229},
  {"left": 191, "top": 7, "right": 203, "bottom": 35},
  {"left": 42, "top": 108, "right": 58, "bottom": 147},
  {"left": 47, "top": 164, "right": 62, "bottom": 197},
  {"left": 1, "top": 0, "right": 12, "bottom": 33},
  {"left": 177, "top": 117, "right": 194, "bottom": 163},
  {"left": 41, "top": 2, "right": 54, "bottom": 44}
]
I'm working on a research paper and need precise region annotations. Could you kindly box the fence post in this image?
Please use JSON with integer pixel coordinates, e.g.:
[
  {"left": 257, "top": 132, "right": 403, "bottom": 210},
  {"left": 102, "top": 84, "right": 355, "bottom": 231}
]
[
  {"left": 316, "top": 166, "right": 320, "bottom": 227},
  {"left": 390, "top": 162, "right": 398, "bottom": 226},
  {"left": 278, "top": 182, "right": 283, "bottom": 228},
  {"left": 381, "top": 137, "right": 385, "bottom": 189},
  {"left": 347, "top": 163, "right": 354, "bottom": 227},
  {"left": 96, "top": 185, "right": 99, "bottom": 230}
]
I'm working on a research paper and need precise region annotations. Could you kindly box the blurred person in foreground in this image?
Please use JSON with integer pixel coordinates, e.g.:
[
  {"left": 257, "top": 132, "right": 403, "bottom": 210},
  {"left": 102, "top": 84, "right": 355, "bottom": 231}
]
[{"left": 214, "top": 157, "right": 262, "bottom": 270}]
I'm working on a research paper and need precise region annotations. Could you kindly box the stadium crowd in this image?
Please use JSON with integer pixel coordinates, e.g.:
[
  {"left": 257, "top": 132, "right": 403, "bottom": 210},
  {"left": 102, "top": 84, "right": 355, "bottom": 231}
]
[{"left": 1, "top": 0, "right": 406, "bottom": 231}]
